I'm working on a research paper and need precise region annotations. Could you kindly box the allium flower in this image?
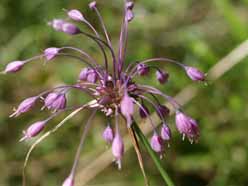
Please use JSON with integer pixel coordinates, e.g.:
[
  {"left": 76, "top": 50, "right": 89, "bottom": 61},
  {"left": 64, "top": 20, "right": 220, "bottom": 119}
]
[{"left": 2, "top": 1, "right": 205, "bottom": 184}]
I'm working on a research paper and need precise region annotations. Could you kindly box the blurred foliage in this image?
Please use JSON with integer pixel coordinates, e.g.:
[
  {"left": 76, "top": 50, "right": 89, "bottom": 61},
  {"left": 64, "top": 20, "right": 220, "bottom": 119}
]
[{"left": 0, "top": 0, "right": 248, "bottom": 186}]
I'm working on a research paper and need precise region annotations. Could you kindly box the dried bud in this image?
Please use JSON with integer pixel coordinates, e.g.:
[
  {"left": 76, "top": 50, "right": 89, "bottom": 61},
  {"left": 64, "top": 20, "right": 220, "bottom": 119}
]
[
  {"left": 161, "top": 123, "right": 171, "bottom": 141},
  {"left": 89, "top": 1, "right": 97, "bottom": 9},
  {"left": 156, "top": 70, "right": 169, "bottom": 84},
  {"left": 44, "top": 92, "right": 66, "bottom": 111},
  {"left": 44, "top": 47, "right": 60, "bottom": 61},
  {"left": 62, "top": 23, "right": 81, "bottom": 35},
  {"left": 4, "top": 61, "right": 25, "bottom": 74},
  {"left": 126, "top": 9, "right": 134, "bottom": 22},
  {"left": 185, "top": 66, "right": 205, "bottom": 81},
  {"left": 139, "top": 104, "right": 150, "bottom": 118},
  {"left": 86, "top": 69, "right": 97, "bottom": 83},
  {"left": 126, "top": 1, "right": 134, "bottom": 9},
  {"left": 62, "top": 174, "right": 74, "bottom": 186},
  {"left": 120, "top": 93, "right": 134, "bottom": 126},
  {"left": 78, "top": 68, "right": 89, "bottom": 81},
  {"left": 150, "top": 133, "right": 164, "bottom": 153},
  {"left": 137, "top": 64, "right": 149, "bottom": 76},
  {"left": 102, "top": 125, "right": 114, "bottom": 143},
  {"left": 68, "top": 9, "right": 85, "bottom": 22},
  {"left": 20, "top": 120, "right": 46, "bottom": 141},
  {"left": 157, "top": 104, "right": 170, "bottom": 119},
  {"left": 48, "top": 19, "right": 65, "bottom": 32},
  {"left": 10, "top": 96, "right": 38, "bottom": 117},
  {"left": 112, "top": 132, "right": 124, "bottom": 169}
]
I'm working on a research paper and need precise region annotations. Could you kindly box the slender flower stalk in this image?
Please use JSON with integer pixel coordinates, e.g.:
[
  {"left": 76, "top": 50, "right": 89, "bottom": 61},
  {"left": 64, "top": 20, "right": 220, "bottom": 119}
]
[{"left": 1, "top": 1, "right": 206, "bottom": 185}]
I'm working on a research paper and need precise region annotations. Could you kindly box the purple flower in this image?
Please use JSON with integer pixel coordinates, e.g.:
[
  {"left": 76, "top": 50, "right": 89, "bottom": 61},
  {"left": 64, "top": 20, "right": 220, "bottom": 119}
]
[
  {"left": 62, "top": 174, "right": 74, "bottom": 186},
  {"left": 120, "top": 93, "right": 134, "bottom": 126},
  {"left": 89, "top": 1, "right": 97, "bottom": 10},
  {"left": 150, "top": 133, "right": 164, "bottom": 153},
  {"left": 126, "top": 9, "right": 134, "bottom": 22},
  {"left": 20, "top": 120, "right": 46, "bottom": 141},
  {"left": 112, "top": 132, "right": 124, "bottom": 169},
  {"left": 156, "top": 70, "right": 169, "bottom": 84},
  {"left": 78, "top": 68, "right": 89, "bottom": 81},
  {"left": 139, "top": 104, "right": 150, "bottom": 118},
  {"left": 44, "top": 47, "right": 60, "bottom": 61},
  {"left": 44, "top": 92, "right": 66, "bottom": 111},
  {"left": 68, "top": 9, "right": 85, "bottom": 22},
  {"left": 48, "top": 19, "right": 65, "bottom": 32},
  {"left": 3, "top": 61, "right": 25, "bottom": 74},
  {"left": 185, "top": 66, "right": 205, "bottom": 81},
  {"left": 10, "top": 96, "right": 38, "bottom": 117},
  {"left": 137, "top": 64, "right": 149, "bottom": 76},
  {"left": 126, "top": 1, "right": 134, "bottom": 9},
  {"left": 86, "top": 69, "right": 97, "bottom": 83},
  {"left": 157, "top": 104, "right": 170, "bottom": 119},
  {"left": 102, "top": 125, "right": 114, "bottom": 143},
  {"left": 161, "top": 123, "right": 171, "bottom": 141},
  {"left": 62, "top": 23, "right": 81, "bottom": 35}
]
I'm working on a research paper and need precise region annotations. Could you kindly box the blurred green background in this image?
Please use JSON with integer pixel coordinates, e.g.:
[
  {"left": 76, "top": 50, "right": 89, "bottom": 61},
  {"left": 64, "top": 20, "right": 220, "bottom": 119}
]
[{"left": 0, "top": 0, "right": 248, "bottom": 186}]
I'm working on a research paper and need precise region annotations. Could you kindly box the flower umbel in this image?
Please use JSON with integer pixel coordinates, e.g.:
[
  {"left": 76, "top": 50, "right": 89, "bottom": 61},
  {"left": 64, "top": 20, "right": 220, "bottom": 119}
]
[{"left": 2, "top": 1, "right": 206, "bottom": 185}]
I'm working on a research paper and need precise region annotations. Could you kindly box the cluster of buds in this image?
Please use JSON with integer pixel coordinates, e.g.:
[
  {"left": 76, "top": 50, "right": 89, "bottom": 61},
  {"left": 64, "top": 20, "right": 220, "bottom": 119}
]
[{"left": 1, "top": 1, "right": 206, "bottom": 185}]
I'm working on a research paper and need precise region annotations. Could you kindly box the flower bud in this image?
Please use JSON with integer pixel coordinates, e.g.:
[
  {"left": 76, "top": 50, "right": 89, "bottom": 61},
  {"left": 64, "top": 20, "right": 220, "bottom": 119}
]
[
  {"left": 4, "top": 61, "right": 25, "bottom": 74},
  {"left": 157, "top": 104, "right": 170, "bottom": 119},
  {"left": 137, "top": 64, "right": 149, "bottom": 76},
  {"left": 10, "top": 96, "right": 38, "bottom": 117},
  {"left": 44, "top": 47, "right": 60, "bottom": 61},
  {"left": 150, "top": 133, "right": 164, "bottom": 153},
  {"left": 20, "top": 120, "right": 46, "bottom": 141},
  {"left": 78, "top": 68, "right": 89, "bottom": 81},
  {"left": 44, "top": 92, "right": 66, "bottom": 111},
  {"left": 48, "top": 19, "right": 65, "bottom": 32},
  {"left": 161, "top": 123, "right": 171, "bottom": 141},
  {"left": 102, "top": 125, "right": 114, "bottom": 143},
  {"left": 86, "top": 69, "right": 97, "bottom": 83},
  {"left": 62, "top": 23, "right": 81, "bottom": 35},
  {"left": 62, "top": 174, "right": 74, "bottom": 186},
  {"left": 68, "top": 9, "right": 85, "bottom": 22},
  {"left": 126, "top": 9, "right": 134, "bottom": 22},
  {"left": 89, "top": 1, "right": 97, "bottom": 10},
  {"left": 112, "top": 132, "right": 124, "bottom": 169},
  {"left": 126, "top": 1, "right": 134, "bottom": 9},
  {"left": 185, "top": 66, "right": 205, "bottom": 81},
  {"left": 120, "top": 93, "right": 134, "bottom": 126},
  {"left": 139, "top": 104, "right": 150, "bottom": 118},
  {"left": 156, "top": 70, "right": 169, "bottom": 84}
]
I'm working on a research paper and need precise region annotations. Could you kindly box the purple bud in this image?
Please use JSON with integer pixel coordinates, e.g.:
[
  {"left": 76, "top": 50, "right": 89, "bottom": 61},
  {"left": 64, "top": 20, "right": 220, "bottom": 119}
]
[
  {"left": 126, "top": 9, "right": 134, "bottom": 22},
  {"left": 112, "top": 132, "right": 124, "bottom": 169},
  {"left": 185, "top": 66, "right": 205, "bottom": 81},
  {"left": 44, "top": 47, "right": 60, "bottom": 61},
  {"left": 161, "top": 123, "right": 171, "bottom": 141},
  {"left": 86, "top": 69, "right": 97, "bottom": 83},
  {"left": 157, "top": 104, "right": 170, "bottom": 118},
  {"left": 120, "top": 93, "right": 134, "bottom": 126},
  {"left": 44, "top": 92, "right": 66, "bottom": 111},
  {"left": 78, "top": 68, "right": 89, "bottom": 81},
  {"left": 150, "top": 133, "right": 164, "bottom": 153},
  {"left": 137, "top": 64, "right": 149, "bottom": 76},
  {"left": 139, "top": 104, "right": 150, "bottom": 118},
  {"left": 48, "top": 19, "right": 65, "bottom": 32},
  {"left": 89, "top": 1, "right": 97, "bottom": 9},
  {"left": 62, "top": 23, "right": 81, "bottom": 35},
  {"left": 187, "top": 118, "right": 200, "bottom": 142},
  {"left": 20, "top": 120, "right": 46, "bottom": 141},
  {"left": 102, "top": 125, "right": 114, "bottom": 143},
  {"left": 156, "top": 70, "right": 169, "bottom": 84},
  {"left": 10, "top": 96, "right": 38, "bottom": 117},
  {"left": 68, "top": 9, "right": 85, "bottom": 22},
  {"left": 4, "top": 61, "right": 25, "bottom": 74},
  {"left": 62, "top": 174, "right": 74, "bottom": 186},
  {"left": 126, "top": 1, "right": 134, "bottom": 9}
]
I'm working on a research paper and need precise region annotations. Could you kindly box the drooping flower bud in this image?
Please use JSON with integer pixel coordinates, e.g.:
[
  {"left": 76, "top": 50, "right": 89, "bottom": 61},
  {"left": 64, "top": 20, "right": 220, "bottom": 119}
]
[
  {"left": 157, "top": 104, "right": 170, "bottom": 119},
  {"left": 112, "top": 132, "right": 124, "bottom": 170},
  {"left": 10, "top": 96, "right": 38, "bottom": 117},
  {"left": 62, "top": 23, "right": 81, "bottom": 35},
  {"left": 78, "top": 68, "right": 89, "bottom": 81},
  {"left": 161, "top": 123, "right": 171, "bottom": 141},
  {"left": 185, "top": 66, "right": 205, "bottom": 81},
  {"left": 44, "top": 47, "right": 60, "bottom": 61},
  {"left": 3, "top": 61, "right": 25, "bottom": 74},
  {"left": 62, "top": 174, "right": 74, "bottom": 186},
  {"left": 20, "top": 120, "right": 47, "bottom": 141},
  {"left": 120, "top": 92, "right": 134, "bottom": 126},
  {"left": 89, "top": 1, "right": 97, "bottom": 10},
  {"left": 139, "top": 104, "right": 150, "bottom": 118},
  {"left": 137, "top": 63, "right": 149, "bottom": 76},
  {"left": 156, "top": 70, "right": 169, "bottom": 84},
  {"left": 86, "top": 69, "right": 97, "bottom": 83},
  {"left": 44, "top": 92, "right": 66, "bottom": 111},
  {"left": 150, "top": 133, "right": 164, "bottom": 153},
  {"left": 68, "top": 9, "right": 85, "bottom": 22},
  {"left": 48, "top": 19, "right": 65, "bottom": 32},
  {"left": 102, "top": 125, "right": 114, "bottom": 143},
  {"left": 126, "top": 9, "right": 134, "bottom": 22}
]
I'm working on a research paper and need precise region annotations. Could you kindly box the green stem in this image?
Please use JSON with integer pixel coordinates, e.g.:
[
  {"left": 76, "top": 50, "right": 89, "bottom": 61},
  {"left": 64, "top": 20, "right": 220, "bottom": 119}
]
[{"left": 132, "top": 122, "right": 175, "bottom": 186}]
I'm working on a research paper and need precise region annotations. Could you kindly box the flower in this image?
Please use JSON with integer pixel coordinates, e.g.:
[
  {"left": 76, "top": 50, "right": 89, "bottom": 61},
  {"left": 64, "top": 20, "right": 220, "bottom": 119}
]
[{"left": 2, "top": 1, "right": 205, "bottom": 184}]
